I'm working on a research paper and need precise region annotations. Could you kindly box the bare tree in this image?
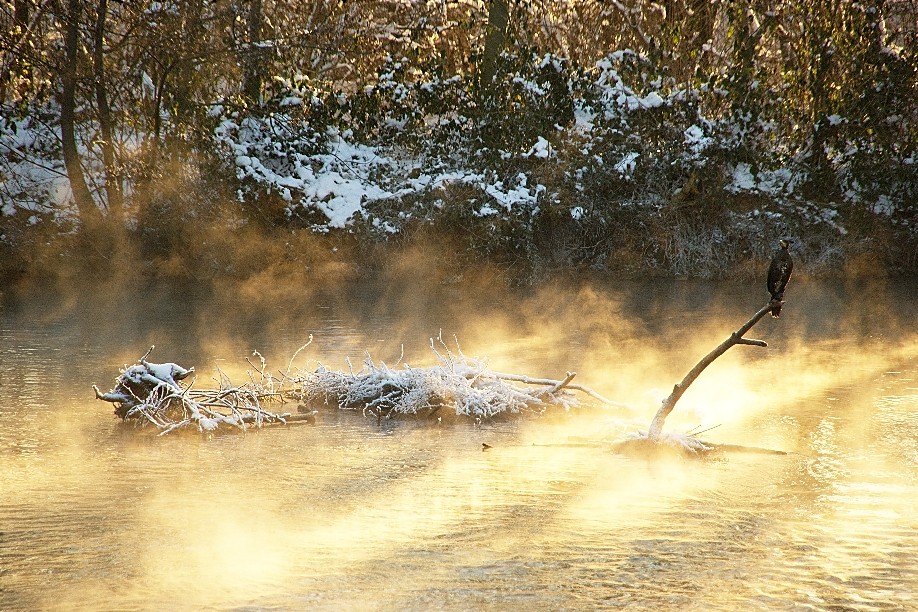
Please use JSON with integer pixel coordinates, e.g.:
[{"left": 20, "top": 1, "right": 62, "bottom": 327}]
[
  {"left": 60, "top": 0, "right": 101, "bottom": 227},
  {"left": 0, "top": 0, "right": 32, "bottom": 101},
  {"left": 92, "top": 0, "right": 123, "bottom": 222},
  {"left": 478, "top": 0, "right": 509, "bottom": 87}
]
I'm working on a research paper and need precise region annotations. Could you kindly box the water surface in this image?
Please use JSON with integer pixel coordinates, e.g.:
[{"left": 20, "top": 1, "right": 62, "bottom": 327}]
[{"left": 1, "top": 278, "right": 917, "bottom": 610}]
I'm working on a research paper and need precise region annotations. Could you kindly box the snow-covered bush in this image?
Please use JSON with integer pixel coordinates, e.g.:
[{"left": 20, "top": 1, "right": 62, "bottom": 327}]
[{"left": 4, "top": 0, "right": 917, "bottom": 283}]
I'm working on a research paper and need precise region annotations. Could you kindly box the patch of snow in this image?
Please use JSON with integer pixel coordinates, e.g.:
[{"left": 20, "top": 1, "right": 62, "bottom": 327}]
[
  {"left": 614, "top": 152, "right": 639, "bottom": 176},
  {"left": 639, "top": 91, "right": 665, "bottom": 109},
  {"left": 279, "top": 96, "right": 303, "bottom": 107},
  {"left": 372, "top": 217, "right": 398, "bottom": 233},
  {"left": 728, "top": 164, "right": 800, "bottom": 196},
  {"left": 684, "top": 124, "right": 711, "bottom": 154},
  {"left": 729, "top": 163, "right": 757, "bottom": 192},
  {"left": 198, "top": 417, "right": 219, "bottom": 431},
  {"left": 573, "top": 108, "right": 595, "bottom": 132},
  {"left": 525, "top": 136, "right": 552, "bottom": 159},
  {"left": 874, "top": 195, "right": 894, "bottom": 216},
  {"left": 512, "top": 76, "right": 546, "bottom": 96},
  {"left": 484, "top": 180, "right": 540, "bottom": 211}
]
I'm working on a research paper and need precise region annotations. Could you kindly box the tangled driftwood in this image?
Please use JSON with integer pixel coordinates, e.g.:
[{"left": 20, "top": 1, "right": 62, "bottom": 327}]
[
  {"left": 94, "top": 300, "right": 787, "bottom": 452},
  {"left": 92, "top": 345, "right": 310, "bottom": 434},
  {"left": 290, "top": 337, "right": 623, "bottom": 423},
  {"left": 94, "top": 337, "right": 624, "bottom": 435}
]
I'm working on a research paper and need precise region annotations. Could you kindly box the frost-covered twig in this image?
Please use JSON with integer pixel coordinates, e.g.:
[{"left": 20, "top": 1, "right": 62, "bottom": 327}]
[
  {"left": 287, "top": 337, "right": 623, "bottom": 420},
  {"left": 624, "top": 429, "right": 713, "bottom": 454},
  {"left": 94, "top": 347, "right": 293, "bottom": 435}
]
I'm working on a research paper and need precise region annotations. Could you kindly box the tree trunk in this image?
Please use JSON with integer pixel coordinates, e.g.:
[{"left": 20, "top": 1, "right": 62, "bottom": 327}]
[
  {"left": 243, "top": 0, "right": 264, "bottom": 103},
  {"left": 478, "top": 0, "right": 509, "bottom": 88},
  {"left": 0, "top": 0, "right": 31, "bottom": 101},
  {"left": 61, "top": 0, "right": 102, "bottom": 227},
  {"left": 647, "top": 301, "right": 775, "bottom": 440},
  {"left": 93, "top": 0, "right": 123, "bottom": 223}
]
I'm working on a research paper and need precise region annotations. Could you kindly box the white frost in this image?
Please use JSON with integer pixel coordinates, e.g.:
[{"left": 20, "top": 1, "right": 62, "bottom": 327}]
[
  {"left": 614, "top": 152, "right": 639, "bottom": 176},
  {"left": 525, "top": 136, "right": 553, "bottom": 159}
]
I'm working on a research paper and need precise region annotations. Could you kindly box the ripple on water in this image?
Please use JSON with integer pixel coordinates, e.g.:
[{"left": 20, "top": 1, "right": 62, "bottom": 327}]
[{"left": 4, "top": 285, "right": 918, "bottom": 611}]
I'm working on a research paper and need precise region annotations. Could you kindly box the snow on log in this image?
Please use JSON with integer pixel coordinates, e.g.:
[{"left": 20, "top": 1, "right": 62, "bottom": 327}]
[{"left": 93, "top": 345, "right": 300, "bottom": 435}]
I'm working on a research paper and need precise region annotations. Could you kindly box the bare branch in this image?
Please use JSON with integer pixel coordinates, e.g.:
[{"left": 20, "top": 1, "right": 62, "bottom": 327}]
[
  {"left": 647, "top": 301, "right": 775, "bottom": 440},
  {"left": 735, "top": 338, "right": 767, "bottom": 347}
]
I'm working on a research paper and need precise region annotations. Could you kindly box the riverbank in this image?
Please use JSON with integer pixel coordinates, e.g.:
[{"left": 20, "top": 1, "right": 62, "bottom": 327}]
[{"left": 1, "top": 188, "right": 915, "bottom": 298}]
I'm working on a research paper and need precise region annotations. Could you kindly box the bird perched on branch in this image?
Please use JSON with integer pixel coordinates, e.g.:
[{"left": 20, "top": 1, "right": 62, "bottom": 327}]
[{"left": 767, "top": 239, "right": 794, "bottom": 317}]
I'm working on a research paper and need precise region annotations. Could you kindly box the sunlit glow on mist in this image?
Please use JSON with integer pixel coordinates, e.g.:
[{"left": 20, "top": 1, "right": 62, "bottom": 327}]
[{"left": 4, "top": 274, "right": 918, "bottom": 610}]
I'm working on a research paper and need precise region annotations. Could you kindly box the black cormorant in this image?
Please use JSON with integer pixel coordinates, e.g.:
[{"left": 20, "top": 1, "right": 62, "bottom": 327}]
[{"left": 767, "top": 239, "right": 793, "bottom": 317}]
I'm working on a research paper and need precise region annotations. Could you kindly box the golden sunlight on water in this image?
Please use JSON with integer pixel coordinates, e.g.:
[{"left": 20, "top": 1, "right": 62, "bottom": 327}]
[{"left": 1, "top": 278, "right": 917, "bottom": 610}]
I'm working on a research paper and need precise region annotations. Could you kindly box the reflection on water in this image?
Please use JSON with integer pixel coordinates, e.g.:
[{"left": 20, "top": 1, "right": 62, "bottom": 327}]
[{"left": 1, "top": 278, "right": 917, "bottom": 610}]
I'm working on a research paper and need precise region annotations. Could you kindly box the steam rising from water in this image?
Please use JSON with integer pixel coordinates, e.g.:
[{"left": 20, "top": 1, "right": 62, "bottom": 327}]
[{"left": 2, "top": 269, "right": 917, "bottom": 610}]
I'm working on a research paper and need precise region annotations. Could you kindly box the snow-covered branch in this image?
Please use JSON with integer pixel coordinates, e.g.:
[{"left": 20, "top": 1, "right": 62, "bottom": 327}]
[
  {"left": 94, "top": 338, "right": 623, "bottom": 434},
  {"left": 93, "top": 346, "right": 303, "bottom": 435},
  {"left": 287, "top": 336, "right": 622, "bottom": 422}
]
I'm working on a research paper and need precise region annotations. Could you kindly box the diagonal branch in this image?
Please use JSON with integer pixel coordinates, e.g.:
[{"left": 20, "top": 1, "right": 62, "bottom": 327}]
[{"left": 647, "top": 300, "right": 777, "bottom": 440}]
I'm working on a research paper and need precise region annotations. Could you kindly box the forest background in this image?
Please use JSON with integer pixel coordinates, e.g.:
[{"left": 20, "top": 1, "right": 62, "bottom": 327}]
[{"left": 1, "top": 0, "right": 916, "bottom": 291}]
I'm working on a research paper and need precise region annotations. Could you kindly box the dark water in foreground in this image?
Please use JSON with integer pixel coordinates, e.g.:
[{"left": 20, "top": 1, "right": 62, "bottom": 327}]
[{"left": 1, "top": 277, "right": 917, "bottom": 610}]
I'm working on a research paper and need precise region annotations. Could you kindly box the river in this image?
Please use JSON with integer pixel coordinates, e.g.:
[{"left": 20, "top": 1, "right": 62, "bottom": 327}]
[{"left": 1, "top": 276, "right": 917, "bottom": 610}]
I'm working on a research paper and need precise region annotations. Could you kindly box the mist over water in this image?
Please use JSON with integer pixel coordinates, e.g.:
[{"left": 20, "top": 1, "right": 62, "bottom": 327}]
[{"left": 1, "top": 273, "right": 917, "bottom": 610}]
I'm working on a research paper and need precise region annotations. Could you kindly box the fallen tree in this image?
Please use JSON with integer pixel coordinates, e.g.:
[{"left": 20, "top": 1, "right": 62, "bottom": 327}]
[
  {"left": 290, "top": 336, "right": 625, "bottom": 423},
  {"left": 93, "top": 337, "right": 626, "bottom": 435}
]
